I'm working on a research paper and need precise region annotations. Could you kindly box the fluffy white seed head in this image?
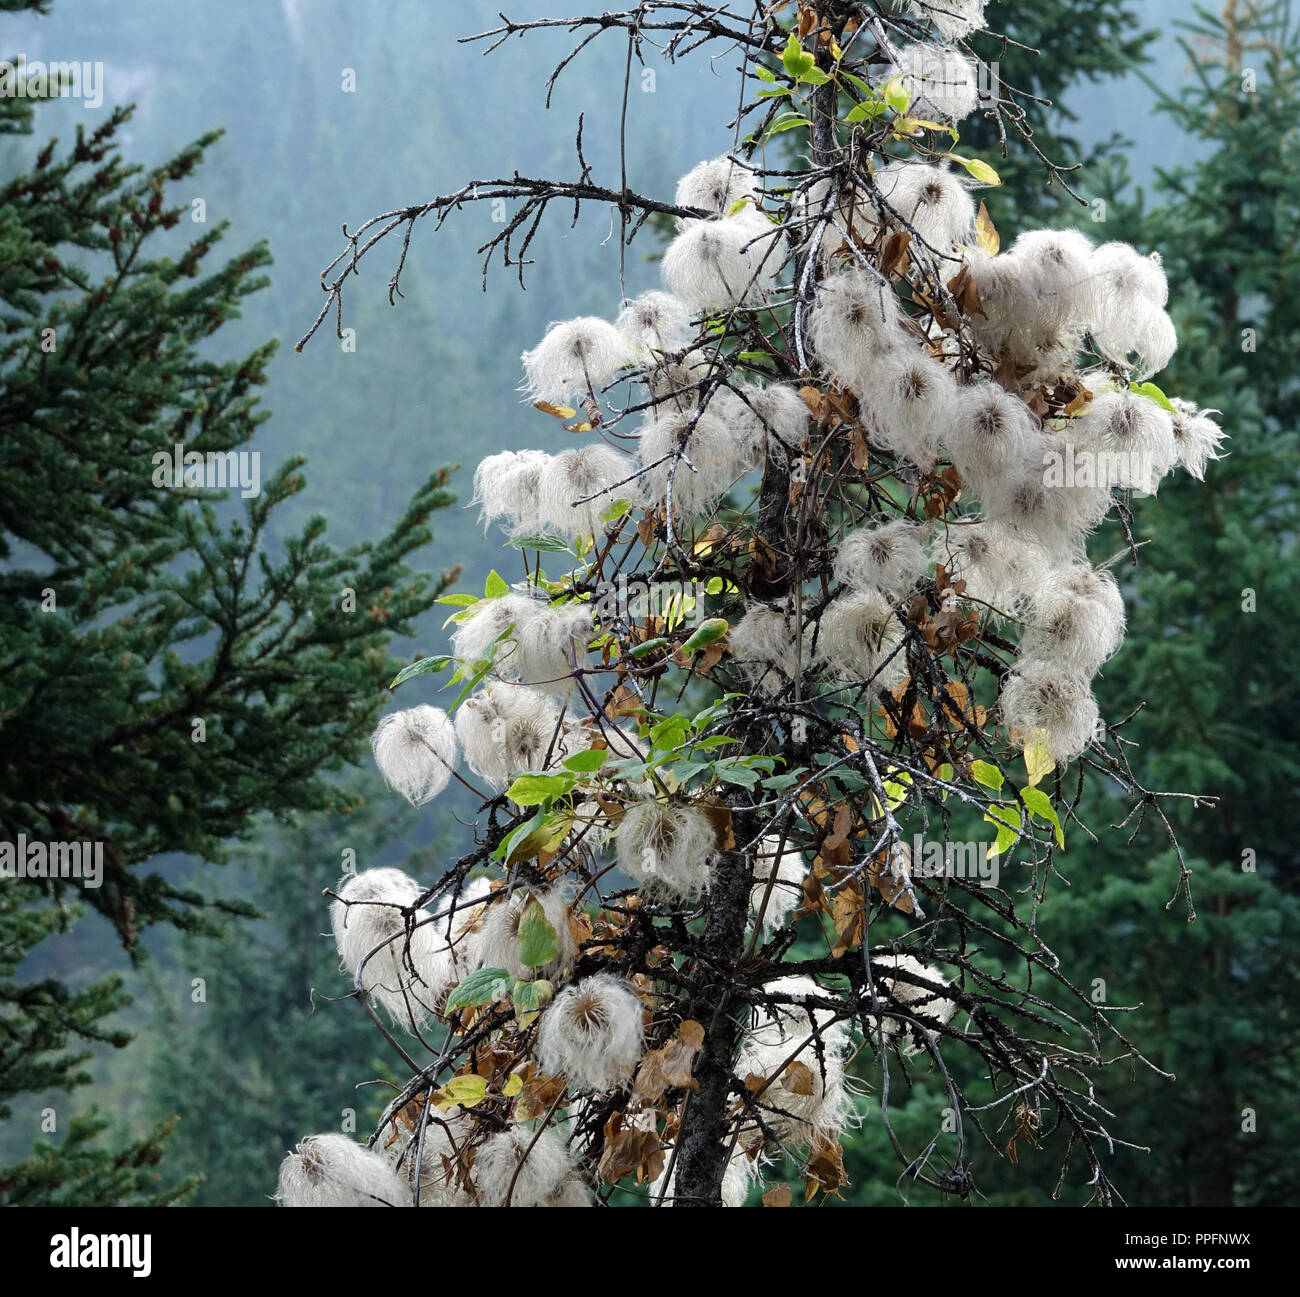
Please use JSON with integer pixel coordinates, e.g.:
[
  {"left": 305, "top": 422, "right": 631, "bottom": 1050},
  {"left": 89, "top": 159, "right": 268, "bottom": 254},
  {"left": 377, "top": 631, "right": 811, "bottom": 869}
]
[
  {"left": 474, "top": 1126, "right": 589, "bottom": 1207},
  {"left": 732, "top": 382, "right": 812, "bottom": 458},
  {"left": 936, "top": 520, "right": 1041, "bottom": 618},
  {"left": 999, "top": 660, "right": 1101, "bottom": 763},
  {"left": 943, "top": 383, "right": 1042, "bottom": 497},
  {"left": 451, "top": 594, "right": 594, "bottom": 693},
  {"left": 727, "top": 602, "right": 804, "bottom": 695},
  {"left": 834, "top": 519, "right": 929, "bottom": 599},
  {"left": 616, "top": 290, "right": 692, "bottom": 355},
  {"left": 873, "top": 953, "right": 957, "bottom": 1052},
  {"left": 637, "top": 408, "right": 753, "bottom": 521},
  {"left": 662, "top": 209, "right": 782, "bottom": 310},
  {"left": 474, "top": 886, "right": 575, "bottom": 982},
  {"left": 1169, "top": 399, "right": 1227, "bottom": 481},
  {"left": 861, "top": 346, "right": 960, "bottom": 470},
  {"left": 276, "top": 1133, "right": 409, "bottom": 1207},
  {"left": 1020, "top": 563, "right": 1126, "bottom": 678},
  {"left": 330, "top": 867, "right": 444, "bottom": 1029},
  {"left": 455, "top": 682, "right": 562, "bottom": 789},
  {"left": 893, "top": 43, "right": 980, "bottom": 121},
  {"left": 738, "top": 976, "right": 852, "bottom": 1143},
  {"left": 1008, "top": 227, "right": 1098, "bottom": 335},
  {"left": 1074, "top": 386, "right": 1177, "bottom": 495},
  {"left": 750, "top": 835, "right": 808, "bottom": 932},
  {"left": 675, "top": 155, "right": 759, "bottom": 215},
  {"left": 808, "top": 266, "right": 901, "bottom": 390},
  {"left": 876, "top": 162, "right": 976, "bottom": 256},
  {"left": 471, "top": 449, "right": 551, "bottom": 537},
  {"left": 903, "top": 0, "right": 988, "bottom": 41},
  {"left": 537, "top": 442, "right": 632, "bottom": 538},
  {"left": 371, "top": 706, "right": 457, "bottom": 806},
  {"left": 1087, "top": 243, "right": 1176, "bottom": 377},
  {"left": 616, "top": 799, "right": 717, "bottom": 901},
  {"left": 382, "top": 1106, "right": 475, "bottom": 1206},
  {"left": 538, "top": 973, "right": 646, "bottom": 1091},
  {"left": 815, "top": 588, "right": 907, "bottom": 691},
  {"left": 521, "top": 316, "right": 632, "bottom": 405}
]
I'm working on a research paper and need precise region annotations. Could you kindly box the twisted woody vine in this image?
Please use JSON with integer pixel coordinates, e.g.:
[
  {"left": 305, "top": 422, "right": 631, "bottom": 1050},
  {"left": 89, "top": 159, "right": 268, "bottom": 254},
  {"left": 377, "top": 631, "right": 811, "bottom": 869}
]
[{"left": 278, "top": 0, "right": 1222, "bottom": 1208}]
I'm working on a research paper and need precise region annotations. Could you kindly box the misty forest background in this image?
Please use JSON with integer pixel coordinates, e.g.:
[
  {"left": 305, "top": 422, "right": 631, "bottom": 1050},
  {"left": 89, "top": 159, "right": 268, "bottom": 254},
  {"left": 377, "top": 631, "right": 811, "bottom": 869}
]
[{"left": 2, "top": 0, "right": 1297, "bottom": 1207}]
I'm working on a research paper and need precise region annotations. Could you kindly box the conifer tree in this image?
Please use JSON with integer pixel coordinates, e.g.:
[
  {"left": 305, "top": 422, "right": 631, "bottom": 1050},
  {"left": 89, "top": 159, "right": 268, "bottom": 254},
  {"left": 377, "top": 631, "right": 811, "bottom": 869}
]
[{"left": 0, "top": 0, "right": 456, "bottom": 1203}]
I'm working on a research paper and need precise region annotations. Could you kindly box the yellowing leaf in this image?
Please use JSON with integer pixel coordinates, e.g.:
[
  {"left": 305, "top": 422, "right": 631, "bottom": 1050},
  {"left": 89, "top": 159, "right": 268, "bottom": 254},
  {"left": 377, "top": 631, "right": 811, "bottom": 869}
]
[
  {"left": 431, "top": 1074, "right": 488, "bottom": 1111},
  {"left": 533, "top": 401, "right": 577, "bottom": 419},
  {"left": 1023, "top": 731, "right": 1055, "bottom": 788},
  {"left": 950, "top": 154, "right": 1002, "bottom": 186},
  {"left": 975, "top": 200, "right": 1000, "bottom": 256}
]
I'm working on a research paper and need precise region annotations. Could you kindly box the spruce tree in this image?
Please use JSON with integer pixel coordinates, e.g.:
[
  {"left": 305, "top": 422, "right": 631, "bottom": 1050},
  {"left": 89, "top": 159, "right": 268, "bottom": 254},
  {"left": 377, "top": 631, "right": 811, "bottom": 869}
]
[{"left": 0, "top": 0, "right": 456, "bottom": 1203}]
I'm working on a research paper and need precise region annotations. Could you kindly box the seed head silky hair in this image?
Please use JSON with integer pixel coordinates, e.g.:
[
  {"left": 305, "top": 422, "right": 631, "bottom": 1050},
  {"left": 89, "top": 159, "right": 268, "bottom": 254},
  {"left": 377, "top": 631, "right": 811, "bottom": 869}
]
[
  {"left": 875, "top": 161, "right": 976, "bottom": 255},
  {"left": 473, "top": 885, "right": 575, "bottom": 982},
  {"left": 521, "top": 315, "right": 631, "bottom": 405},
  {"left": 749, "top": 835, "right": 808, "bottom": 932},
  {"left": 998, "top": 660, "right": 1101, "bottom": 764},
  {"left": 833, "top": 519, "right": 929, "bottom": 600},
  {"left": 615, "top": 290, "right": 691, "bottom": 355},
  {"left": 662, "top": 207, "right": 781, "bottom": 310},
  {"left": 454, "top": 682, "right": 562, "bottom": 789},
  {"left": 616, "top": 799, "right": 718, "bottom": 901},
  {"left": 370, "top": 705, "right": 458, "bottom": 806},
  {"left": 538, "top": 973, "right": 647, "bottom": 1090},
  {"left": 1087, "top": 241, "right": 1177, "bottom": 377},
  {"left": 814, "top": 588, "right": 907, "bottom": 692},
  {"left": 873, "top": 952, "right": 958, "bottom": 1053},
  {"left": 727, "top": 602, "right": 805, "bottom": 696},
  {"left": 901, "top": 0, "right": 988, "bottom": 43},
  {"left": 474, "top": 1125, "right": 590, "bottom": 1207},
  {"left": 537, "top": 442, "right": 632, "bottom": 538},
  {"left": 276, "top": 1133, "right": 408, "bottom": 1208},
  {"left": 892, "top": 43, "right": 980, "bottom": 122},
  {"left": 1169, "top": 398, "right": 1227, "bottom": 480},
  {"left": 675, "top": 155, "right": 758, "bottom": 215},
  {"left": 471, "top": 448, "right": 551, "bottom": 537},
  {"left": 1020, "top": 563, "right": 1126, "bottom": 679},
  {"left": 807, "top": 265, "right": 901, "bottom": 391}
]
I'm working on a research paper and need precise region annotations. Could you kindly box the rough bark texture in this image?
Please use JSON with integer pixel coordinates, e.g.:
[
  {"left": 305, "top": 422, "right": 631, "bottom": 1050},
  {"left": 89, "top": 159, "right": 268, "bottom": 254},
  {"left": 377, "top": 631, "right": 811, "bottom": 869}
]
[{"left": 672, "top": 840, "right": 755, "bottom": 1205}]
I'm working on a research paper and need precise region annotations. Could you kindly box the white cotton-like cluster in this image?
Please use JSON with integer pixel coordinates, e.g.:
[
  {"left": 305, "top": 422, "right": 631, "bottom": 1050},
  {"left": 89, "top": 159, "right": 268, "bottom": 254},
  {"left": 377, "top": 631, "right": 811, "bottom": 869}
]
[
  {"left": 749, "top": 835, "right": 807, "bottom": 932},
  {"left": 937, "top": 520, "right": 1039, "bottom": 618},
  {"left": 454, "top": 682, "right": 562, "bottom": 789},
  {"left": 815, "top": 588, "right": 908, "bottom": 692},
  {"left": 276, "top": 1133, "right": 408, "bottom": 1207},
  {"left": 616, "top": 290, "right": 692, "bottom": 355},
  {"left": 371, "top": 706, "right": 458, "bottom": 807},
  {"left": 636, "top": 408, "right": 754, "bottom": 520},
  {"left": 451, "top": 592, "right": 594, "bottom": 693},
  {"left": 1087, "top": 241, "right": 1176, "bottom": 377},
  {"left": 876, "top": 162, "right": 976, "bottom": 256},
  {"left": 795, "top": 175, "right": 881, "bottom": 263},
  {"left": 893, "top": 42, "right": 980, "bottom": 121},
  {"left": 999, "top": 659, "right": 1101, "bottom": 763},
  {"left": 1020, "top": 563, "right": 1126, "bottom": 678},
  {"left": 1169, "top": 398, "right": 1227, "bottom": 480},
  {"left": 471, "top": 448, "right": 550, "bottom": 537},
  {"left": 331, "top": 867, "right": 442, "bottom": 1029},
  {"left": 616, "top": 799, "right": 717, "bottom": 901},
  {"left": 384, "top": 1105, "right": 475, "bottom": 1206},
  {"left": 650, "top": 1143, "right": 758, "bottom": 1207},
  {"left": 473, "top": 886, "right": 574, "bottom": 982},
  {"left": 984, "top": 439, "right": 1110, "bottom": 555},
  {"left": 943, "top": 382, "right": 1041, "bottom": 497},
  {"left": 872, "top": 953, "right": 957, "bottom": 1053},
  {"left": 902, "top": 0, "right": 988, "bottom": 42},
  {"left": 860, "top": 346, "right": 960, "bottom": 469},
  {"left": 736, "top": 976, "right": 852, "bottom": 1145},
  {"left": 538, "top": 973, "right": 646, "bottom": 1091},
  {"left": 731, "top": 382, "right": 811, "bottom": 460},
  {"left": 676, "top": 155, "right": 758, "bottom": 215},
  {"left": 536, "top": 442, "right": 631, "bottom": 537},
  {"left": 807, "top": 266, "right": 900, "bottom": 391},
  {"left": 662, "top": 207, "right": 781, "bottom": 310},
  {"left": 474, "top": 1126, "right": 590, "bottom": 1207},
  {"left": 1072, "top": 383, "right": 1178, "bottom": 495},
  {"left": 418, "top": 875, "right": 493, "bottom": 1012},
  {"left": 1011, "top": 228, "right": 1098, "bottom": 332},
  {"left": 727, "top": 602, "right": 804, "bottom": 695},
  {"left": 521, "top": 316, "right": 632, "bottom": 405},
  {"left": 833, "top": 519, "right": 929, "bottom": 600}
]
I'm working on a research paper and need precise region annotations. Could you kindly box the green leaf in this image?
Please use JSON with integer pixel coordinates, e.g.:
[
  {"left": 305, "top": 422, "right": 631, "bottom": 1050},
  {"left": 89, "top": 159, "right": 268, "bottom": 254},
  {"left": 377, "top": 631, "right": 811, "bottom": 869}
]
[
  {"left": 1020, "top": 786, "right": 1065, "bottom": 849},
  {"left": 970, "top": 759, "right": 1005, "bottom": 791},
  {"left": 563, "top": 748, "right": 608, "bottom": 774},
  {"left": 389, "top": 654, "right": 452, "bottom": 690},
  {"left": 883, "top": 76, "right": 912, "bottom": 116},
  {"left": 436, "top": 593, "right": 479, "bottom": 607},
  {"left": 682, "top": 617, "right": 730, "bottom": 652},
  {"left": 601, "top": 497, "right": 633, "bottom": 522},
  {"left": 1130, "top": 380, "right": 1178, "bottom": 414},
  {"left": 845, "top": 100, "right": 887, "bottom": 123},
  {"left": 517, "top": 897, "right": 559, "bottom": 968},
  {"left": 630, "top": 636, "right": 670, "bottom": 658},
  {"left": 511, "top": 977, "right": 554, "bottom": 1028},
  {"left": 484, "top": 570, "right": 509, "bottom": 598},
  {"left": 760, "top": 113, "right": 813, "bottom": 141},
  {"left": 714, "top": 761, "right": 759, "bottom": 788},
  {"left": 649, "top": 716, "right": 689, "bottom": 751},
  {"left": 755, "top": 63, "right": 776, "bottom": 83},
  {"left": 781, "top": 33, "right": 815, "bottom": 80},
  {"left": 505, "top": 772, "right": 572, "bottom": 807},
  {"left": 445, "top": 967, "right": 513, "bottom": 1011},
  {"left": 983, "top": 804, "right": 1022, "bottom": 856}
]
